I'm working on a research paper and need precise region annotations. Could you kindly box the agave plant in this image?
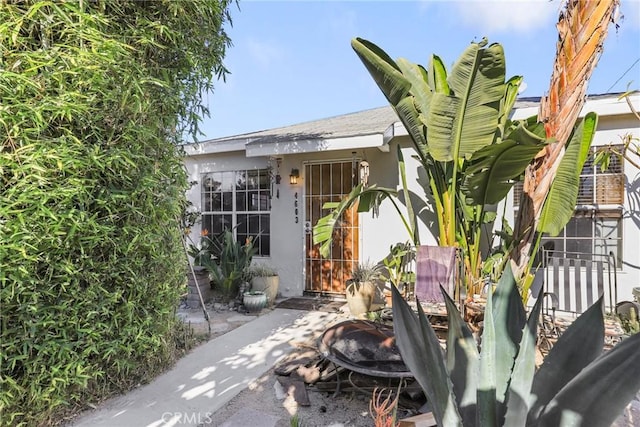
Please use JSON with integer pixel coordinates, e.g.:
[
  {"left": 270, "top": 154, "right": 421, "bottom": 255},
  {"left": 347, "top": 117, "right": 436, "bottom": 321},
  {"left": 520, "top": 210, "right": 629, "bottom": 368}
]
[{"left": 391, "top": 264, "right": 640, "bottom": 426}]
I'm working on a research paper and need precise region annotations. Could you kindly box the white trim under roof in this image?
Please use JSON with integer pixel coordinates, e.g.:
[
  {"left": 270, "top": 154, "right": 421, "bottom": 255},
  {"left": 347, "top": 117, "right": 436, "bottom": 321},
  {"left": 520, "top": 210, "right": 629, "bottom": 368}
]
[
  {"left": 182, "top": 138, "right": 250, "bottom": 156},
  {"left": 245, "top": 133, "right": 389, "bottom": 157},
  {"left": 511, "top": 92, "right": 639, "bottom": 120}
]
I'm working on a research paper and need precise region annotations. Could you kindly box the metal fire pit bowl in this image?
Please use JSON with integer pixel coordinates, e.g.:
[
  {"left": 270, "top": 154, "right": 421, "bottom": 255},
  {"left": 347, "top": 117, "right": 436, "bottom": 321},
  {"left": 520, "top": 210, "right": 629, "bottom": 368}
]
[{"left": 318, "top": 320, "right": 413, "bottom": 379}]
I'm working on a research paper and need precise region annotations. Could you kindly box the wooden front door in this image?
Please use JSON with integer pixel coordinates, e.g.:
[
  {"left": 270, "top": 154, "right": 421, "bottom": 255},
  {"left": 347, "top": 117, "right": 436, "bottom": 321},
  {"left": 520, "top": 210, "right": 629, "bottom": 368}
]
[{"left": 304, "top": 161, "right": 359, "bottom": 295}]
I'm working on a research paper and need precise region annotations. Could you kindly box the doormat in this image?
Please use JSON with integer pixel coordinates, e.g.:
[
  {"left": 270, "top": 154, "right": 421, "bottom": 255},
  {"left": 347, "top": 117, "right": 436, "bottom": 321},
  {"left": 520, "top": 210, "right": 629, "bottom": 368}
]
[{"left": 276, "top": 297, "right": 345, "bottom": 312}]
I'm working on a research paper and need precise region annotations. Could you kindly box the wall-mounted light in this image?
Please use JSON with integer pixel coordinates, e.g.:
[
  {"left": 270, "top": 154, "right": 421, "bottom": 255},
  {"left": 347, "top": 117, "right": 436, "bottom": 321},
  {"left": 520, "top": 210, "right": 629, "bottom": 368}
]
[{"left": 289, "top": 169, "right": 300, "bottom": 185}]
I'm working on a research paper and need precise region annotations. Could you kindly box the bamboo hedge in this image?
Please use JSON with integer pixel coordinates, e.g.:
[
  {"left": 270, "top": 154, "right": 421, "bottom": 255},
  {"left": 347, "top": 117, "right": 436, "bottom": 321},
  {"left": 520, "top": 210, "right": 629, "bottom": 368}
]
[{"left": 0, "top": 1, "right": 233, "bottom": 425}]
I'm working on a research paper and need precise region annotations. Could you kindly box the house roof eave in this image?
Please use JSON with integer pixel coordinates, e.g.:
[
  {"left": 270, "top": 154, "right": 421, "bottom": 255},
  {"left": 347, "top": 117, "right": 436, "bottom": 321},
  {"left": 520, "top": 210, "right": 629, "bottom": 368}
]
[{"left": 245, "top": 133, "right": 388, "bottom": 157}]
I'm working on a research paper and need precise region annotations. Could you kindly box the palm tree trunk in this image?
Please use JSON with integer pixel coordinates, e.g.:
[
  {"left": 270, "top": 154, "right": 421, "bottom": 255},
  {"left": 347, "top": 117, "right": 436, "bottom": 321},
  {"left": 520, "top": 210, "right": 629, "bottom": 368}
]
[{"left": 511, "top": 0, "right": 620, "bottom": 281}]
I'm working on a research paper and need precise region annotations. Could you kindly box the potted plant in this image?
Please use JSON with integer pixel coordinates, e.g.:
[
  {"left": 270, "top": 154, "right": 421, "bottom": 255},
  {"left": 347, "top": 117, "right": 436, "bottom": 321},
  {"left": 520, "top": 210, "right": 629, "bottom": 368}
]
[
  {"left": 243, "top": 290, "right": 268, "bottom": 313},
  {"left": 346, "top": 260, "right": 382, "bottom": 317},
  {"left": 249, "top": 263, "right": 279, "bottom": 306},
  {"left": 201, "top": 229, "right": 257, "bottom": 299}
]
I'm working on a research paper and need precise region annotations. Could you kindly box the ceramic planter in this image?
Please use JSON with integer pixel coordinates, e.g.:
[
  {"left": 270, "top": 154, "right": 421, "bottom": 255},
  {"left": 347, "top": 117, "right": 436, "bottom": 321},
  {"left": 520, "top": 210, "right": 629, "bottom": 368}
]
[{"left": 243, "top": 291, "right": 267, "bottom": 313}]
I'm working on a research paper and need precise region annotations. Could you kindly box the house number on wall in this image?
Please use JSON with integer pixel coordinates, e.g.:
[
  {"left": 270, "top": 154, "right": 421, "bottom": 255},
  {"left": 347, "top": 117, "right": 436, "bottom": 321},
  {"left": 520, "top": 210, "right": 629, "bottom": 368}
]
[{"left": 294, "top": 192, "right": 299, "bottom": 223}]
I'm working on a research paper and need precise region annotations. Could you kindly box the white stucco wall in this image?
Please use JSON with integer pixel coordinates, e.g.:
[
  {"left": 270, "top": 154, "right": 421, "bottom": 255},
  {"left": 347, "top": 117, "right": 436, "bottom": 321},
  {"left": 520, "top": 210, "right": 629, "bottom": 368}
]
[{"left": 183, "top": 94, "right": 640, "bottom": 302}]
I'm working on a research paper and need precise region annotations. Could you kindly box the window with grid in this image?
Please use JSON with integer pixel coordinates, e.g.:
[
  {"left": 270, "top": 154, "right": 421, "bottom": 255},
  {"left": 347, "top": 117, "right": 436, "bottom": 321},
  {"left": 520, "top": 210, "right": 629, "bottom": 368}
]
[
  {"left": 513, "top": 146, "right": 624, "bottom": 263},
  {"left": 201, "top": 170, "right": 271, "bottom": 256}
]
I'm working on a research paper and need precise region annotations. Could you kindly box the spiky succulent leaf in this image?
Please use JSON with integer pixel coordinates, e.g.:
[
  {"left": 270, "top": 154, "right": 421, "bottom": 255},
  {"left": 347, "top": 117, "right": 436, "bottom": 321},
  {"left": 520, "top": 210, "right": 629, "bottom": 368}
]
[
  {"left": 503, "top": 287, "right": 544, "bottom": 425},
  {"left": 490, "top": 262, "right": 527, "bottom": 422},
  {"left": 537, "top": 332, "right": 640, "bottom": 427},
  {"left": 391, "top": 286, "right": 463, "bottom": 426},
  {"left": 528, "top": 297, "right": 605, "bottom": 423},
  {"left": 478, "top": 274, "right": 497, "bottom": 426},
  {"left": 443, "top": 287, "right": 479, "bottom": 426}
]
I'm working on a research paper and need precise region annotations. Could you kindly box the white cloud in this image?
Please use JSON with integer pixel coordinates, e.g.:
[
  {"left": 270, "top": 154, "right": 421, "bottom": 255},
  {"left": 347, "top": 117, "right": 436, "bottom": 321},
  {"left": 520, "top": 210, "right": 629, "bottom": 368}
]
[
  {"left": 246, "top": 38, "right": 285, "bottom": 69},
  {"left": 453, "top": 0, "right": 559, "bottom": 34}
]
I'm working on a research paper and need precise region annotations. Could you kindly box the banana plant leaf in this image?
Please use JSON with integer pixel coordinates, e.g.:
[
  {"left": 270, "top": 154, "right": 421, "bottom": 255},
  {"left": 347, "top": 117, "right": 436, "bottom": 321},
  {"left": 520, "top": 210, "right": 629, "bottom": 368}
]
[
  {"left": 462, "top": 141, "right": 546, "bottom": 206},
  {"left": 538, "top": 112, "right": 598, "bottom": 236},
  {"left": 312, "top": 183, "right": 397, "bottom": 258},
  {"left": 462, "top": 119, "right": 548, "bottom": 205},
  {"left": 351, "top": 38, "right": 429, "bottom": 157},
  {"left": 351, "top": 37, "right": 410, "bottom": 106},
  {"left": 427, "top": 39, "right": 506, "bottom": 162}
]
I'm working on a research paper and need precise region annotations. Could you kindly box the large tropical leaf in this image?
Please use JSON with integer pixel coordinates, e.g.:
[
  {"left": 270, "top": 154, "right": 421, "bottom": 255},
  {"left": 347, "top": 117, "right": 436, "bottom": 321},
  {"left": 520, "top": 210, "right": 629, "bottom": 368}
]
[
  {"left": 312, "top": 183, "right": 397, "bottom": 258},
  {"left": 391, "top": 286, "right": 463, "bottom": 426},
  {"left": 527, "top": 297, "right": 605, "bottom": 424},
  {"left": 538, "top": 112, "right": 597, "bottom": 236},
  {"left": 462, "top": 133, "right": 547, "bottom": 205},
  {"left": 352, "top": 39, "right": 431, "bottom": 158},
  {"left": 537, "top": 332, "right": 640, "bottom": 427},
  {"left": 351, "top": 37, "right": 410, "bottom": 105},
  {"left": 427, "top": 39, "right": 506, "bottom": 162}
]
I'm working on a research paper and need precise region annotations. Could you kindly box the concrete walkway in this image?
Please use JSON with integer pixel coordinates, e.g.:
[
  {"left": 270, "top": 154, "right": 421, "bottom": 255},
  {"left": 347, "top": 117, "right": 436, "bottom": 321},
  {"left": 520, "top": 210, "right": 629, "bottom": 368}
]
[{"left": 71, "top": 308, "right": 339, "bottom": 427}]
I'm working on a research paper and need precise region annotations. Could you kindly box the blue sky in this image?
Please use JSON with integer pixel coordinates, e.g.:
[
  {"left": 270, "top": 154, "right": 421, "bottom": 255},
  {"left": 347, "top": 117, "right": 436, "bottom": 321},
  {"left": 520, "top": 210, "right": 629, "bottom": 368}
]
[{"left": 196, "top": 0, "right": 640, "bottom": 141}]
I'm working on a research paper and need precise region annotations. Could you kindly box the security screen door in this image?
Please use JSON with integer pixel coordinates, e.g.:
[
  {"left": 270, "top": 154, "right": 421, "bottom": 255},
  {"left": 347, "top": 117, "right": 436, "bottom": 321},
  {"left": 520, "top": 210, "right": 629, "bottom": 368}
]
[{"left": 304, "top": 161, "right": 359, "bottom": 295}]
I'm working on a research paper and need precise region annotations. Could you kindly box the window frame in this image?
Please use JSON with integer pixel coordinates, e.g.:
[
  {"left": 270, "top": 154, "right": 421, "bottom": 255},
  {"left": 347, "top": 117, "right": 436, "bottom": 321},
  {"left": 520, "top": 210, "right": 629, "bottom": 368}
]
[
  {"left": 513, "top": 145, "right": 624, "bottom": 266},
  {"left": 200, "top": 169, "right": 271, "bottom": 256}
]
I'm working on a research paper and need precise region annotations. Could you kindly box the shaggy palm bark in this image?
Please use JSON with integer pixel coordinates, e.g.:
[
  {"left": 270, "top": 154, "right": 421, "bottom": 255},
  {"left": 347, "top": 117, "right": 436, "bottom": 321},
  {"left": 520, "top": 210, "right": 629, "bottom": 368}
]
[{"left": 511, "top": 0, "right": 620, "bottom": 280}]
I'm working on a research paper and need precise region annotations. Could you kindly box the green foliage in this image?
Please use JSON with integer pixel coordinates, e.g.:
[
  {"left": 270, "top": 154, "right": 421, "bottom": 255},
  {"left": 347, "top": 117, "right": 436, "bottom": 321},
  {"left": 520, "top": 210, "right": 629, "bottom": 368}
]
[
  {"left": 538, "top": 113, "right": 598, "bottom": 236},
  {"left": 391, "top": 266, "right": 640, "bottom": 427},
  {"left": 314, "top": 145, "right": 422, "bottom": 264},
  {"left": 0, "top": 1, "right": 234, "bottom": 425},
  {"left": 321, "top": 37, "right": 549, "bottom": 295},
  {"left": 382, "top": 242, "right": 415, "bottom": 288},
  {"left": 187, "top": 230, "right": 220, "bottom": 267},
  {"left": 249, "top": 262, "right": 278, "bottom": 277},
  {"left": 351, "top": 259, "right": 383, "bottom": 283},
  {"left": 203, "top": 230, "right": 257, "bottom": 298}
]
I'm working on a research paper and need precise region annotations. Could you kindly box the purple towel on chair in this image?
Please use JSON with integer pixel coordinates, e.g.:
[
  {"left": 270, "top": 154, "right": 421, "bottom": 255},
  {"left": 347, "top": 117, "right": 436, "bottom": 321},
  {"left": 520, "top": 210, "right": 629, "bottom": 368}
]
[{"left": 414, "top": 246, "right": 457, "bottom": 303}]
